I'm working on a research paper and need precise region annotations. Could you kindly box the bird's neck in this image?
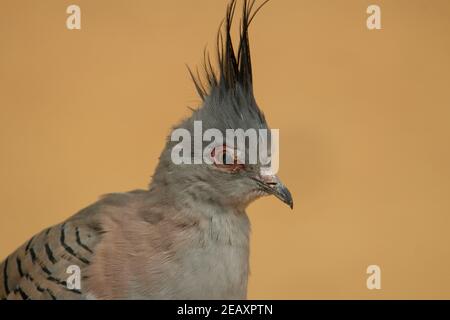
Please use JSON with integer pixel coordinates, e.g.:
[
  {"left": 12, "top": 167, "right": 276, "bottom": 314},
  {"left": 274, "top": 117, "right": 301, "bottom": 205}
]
[{"left": 149, "top": 172, "right": 251, "bottom": 247}]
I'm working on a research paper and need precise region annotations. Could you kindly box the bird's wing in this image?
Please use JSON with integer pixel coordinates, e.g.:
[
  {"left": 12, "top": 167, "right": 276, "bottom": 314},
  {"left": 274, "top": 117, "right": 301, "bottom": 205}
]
[
  {"left": 0, "top": 190, "right": 171, "bottom": 300},
  {"left": 0, "top": 216, "right": 103, "bottom": 300}
]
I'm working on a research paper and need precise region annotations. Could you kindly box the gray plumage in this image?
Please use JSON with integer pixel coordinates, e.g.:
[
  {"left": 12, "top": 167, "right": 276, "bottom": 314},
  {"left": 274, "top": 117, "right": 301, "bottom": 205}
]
[{"left": 0, "top": 0, "right": 292, "bottom": 300}]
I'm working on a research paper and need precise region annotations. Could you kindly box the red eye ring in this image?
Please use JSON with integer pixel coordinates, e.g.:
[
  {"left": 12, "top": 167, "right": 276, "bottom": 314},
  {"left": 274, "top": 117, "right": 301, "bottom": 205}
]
[{"left": 210, "top": 145, "right": 244, "bottom": 172}]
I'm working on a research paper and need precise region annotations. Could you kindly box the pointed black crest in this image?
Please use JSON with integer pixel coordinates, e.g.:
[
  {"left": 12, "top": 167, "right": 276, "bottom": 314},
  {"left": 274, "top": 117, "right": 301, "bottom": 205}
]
[{"left": 188, "top": 0, "right": 270, "bottom": 101}]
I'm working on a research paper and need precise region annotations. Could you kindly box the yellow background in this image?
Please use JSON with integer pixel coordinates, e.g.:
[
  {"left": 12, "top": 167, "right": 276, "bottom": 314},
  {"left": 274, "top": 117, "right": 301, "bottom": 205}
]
[{"left": 1, "top": 0, "right": 450, "bottom": 299}]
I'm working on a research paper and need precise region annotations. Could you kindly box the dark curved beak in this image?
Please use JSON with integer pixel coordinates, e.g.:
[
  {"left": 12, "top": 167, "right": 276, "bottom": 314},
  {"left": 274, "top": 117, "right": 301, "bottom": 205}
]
[
  {"left": 254, "top": 174, "right": 293, "bottom": 209},
  {"left": 271, "top": 179, "right": 293, "bottom": 209}
]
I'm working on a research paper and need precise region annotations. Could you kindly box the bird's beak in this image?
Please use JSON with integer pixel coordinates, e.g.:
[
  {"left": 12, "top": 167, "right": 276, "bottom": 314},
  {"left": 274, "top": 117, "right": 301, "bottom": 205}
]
[{"left": 260, "top": 174, "right": 293, "bottom": 209}]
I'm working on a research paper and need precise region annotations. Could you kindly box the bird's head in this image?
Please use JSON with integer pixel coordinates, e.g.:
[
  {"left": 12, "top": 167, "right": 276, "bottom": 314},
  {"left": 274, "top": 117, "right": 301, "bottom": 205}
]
[{"left": 152, "top": 0, "right": 292, "bottom": 211}]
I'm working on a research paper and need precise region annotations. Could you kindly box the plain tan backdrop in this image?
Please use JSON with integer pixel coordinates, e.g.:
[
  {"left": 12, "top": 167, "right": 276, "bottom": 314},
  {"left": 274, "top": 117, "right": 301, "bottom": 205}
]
[{"left": 1, "top": 0, "right": 450, "bottom": 299}]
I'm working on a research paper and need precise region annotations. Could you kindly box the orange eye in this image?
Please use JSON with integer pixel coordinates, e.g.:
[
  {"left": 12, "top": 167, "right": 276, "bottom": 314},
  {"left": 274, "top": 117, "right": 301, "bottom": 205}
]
[{"left": 211, "top": 145, "right": 244, "bottom": 171}]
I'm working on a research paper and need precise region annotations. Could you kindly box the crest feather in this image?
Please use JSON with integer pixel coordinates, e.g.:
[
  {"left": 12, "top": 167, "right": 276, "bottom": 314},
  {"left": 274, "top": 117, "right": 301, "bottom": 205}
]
[{"left": 188, "top": 0, "right": 270, "bottom": 101}]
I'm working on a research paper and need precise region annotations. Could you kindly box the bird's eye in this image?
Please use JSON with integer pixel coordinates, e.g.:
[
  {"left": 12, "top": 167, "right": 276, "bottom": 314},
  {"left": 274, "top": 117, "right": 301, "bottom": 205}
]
[
  {"left": 212, "top": 146, "right": 235, "bottom": 165},
  {"left": 211, "top": 145, "right": 244, "bottom": 172}
]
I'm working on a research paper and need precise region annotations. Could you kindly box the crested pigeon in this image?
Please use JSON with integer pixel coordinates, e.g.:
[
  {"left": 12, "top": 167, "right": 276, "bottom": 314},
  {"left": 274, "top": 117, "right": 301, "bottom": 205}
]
[{"left": 0, "top": 0, "right": 292, "bottom": 300}]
